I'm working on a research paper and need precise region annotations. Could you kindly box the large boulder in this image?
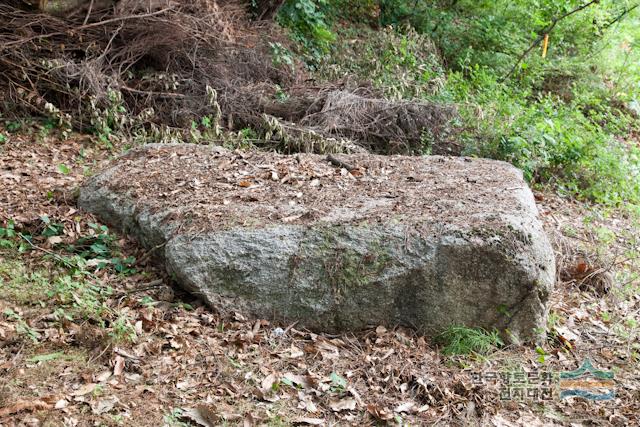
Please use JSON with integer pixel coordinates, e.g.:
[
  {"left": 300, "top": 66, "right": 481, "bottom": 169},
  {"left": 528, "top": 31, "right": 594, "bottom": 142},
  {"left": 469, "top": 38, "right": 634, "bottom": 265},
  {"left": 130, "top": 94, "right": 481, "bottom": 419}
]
[{"left": 79, "top": 144, "right": 555, "bottom": 342}]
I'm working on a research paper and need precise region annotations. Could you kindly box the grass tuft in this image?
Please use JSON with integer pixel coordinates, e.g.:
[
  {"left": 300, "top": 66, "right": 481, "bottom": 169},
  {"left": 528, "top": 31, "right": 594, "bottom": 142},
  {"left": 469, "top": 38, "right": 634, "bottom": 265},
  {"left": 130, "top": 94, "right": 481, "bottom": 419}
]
[{"left": 434, "top": 326, "right": 503, "bottom": 356}]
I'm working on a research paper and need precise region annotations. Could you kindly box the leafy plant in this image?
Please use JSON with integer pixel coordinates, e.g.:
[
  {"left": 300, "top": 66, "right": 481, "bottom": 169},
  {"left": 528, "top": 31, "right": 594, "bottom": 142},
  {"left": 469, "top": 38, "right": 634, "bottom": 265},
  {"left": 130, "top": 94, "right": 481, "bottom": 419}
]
[
  {"left": 110, "top": 314, "right": 137, "bottom": 342},
  {"left": 47, "top": 274, "right": 113, "bottom": 322},
  {"left": 64, "top": 223, "right": 137, "bottom": 275},
  {"left": 40, "top": 215, "right": 64, "bottom": 238},
  {"left": 277, "top": 0, "right": 335, "bottom": 64},
  {"left": 0, "top": 220, "right": 17, "bottom": 248},
  {"left": 3, "top": 308, "right": 41, "bottom": 343},
  {"left": 57, "top": 163, "right": 71, "bottom": 175},
  {"left": 269, "top": 42, "right": 295, "bottom": 69},
  {"left": 6, "top": 120, "right": 22, "bottom": 132}
]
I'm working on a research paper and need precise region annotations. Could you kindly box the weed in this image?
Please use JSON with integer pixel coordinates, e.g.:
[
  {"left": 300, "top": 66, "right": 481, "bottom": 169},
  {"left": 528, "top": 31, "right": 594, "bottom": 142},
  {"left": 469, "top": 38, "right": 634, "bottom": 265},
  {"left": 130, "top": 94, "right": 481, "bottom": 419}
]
[
  {"left": 3, "top": 308, "right": 41, "bottom": 343},
  {"left": 27, "top": 352, "right": 64, "bottom": 363},
  {"left": 64, "top": 223, "right": 137, "bottom": 275},
  {"left": 57, "top": 163, "right": 71, "bottom": 175},
  {"left": 434, "top": 326, "right": 503, "bottom": 356},
  {"left": 163, "top": 408, "right": 190, "bottom": 426},
  {"left": 109, "top": 314, "right": 137, "bottom": 343},
  {"left": 40, "top": 215, "right": 64, "bottom": 237},
  {"left": 6, "top": 120, "right": 22, "bottom": 133},
  {"left": 535, "top": 346, "right": 548, "bottom": 364},
  {"left": 269, "top": 42, "right": 295, "bottom": 69},
  {"left": 0, "top": 220, "right": 16, "bottom": 248}
]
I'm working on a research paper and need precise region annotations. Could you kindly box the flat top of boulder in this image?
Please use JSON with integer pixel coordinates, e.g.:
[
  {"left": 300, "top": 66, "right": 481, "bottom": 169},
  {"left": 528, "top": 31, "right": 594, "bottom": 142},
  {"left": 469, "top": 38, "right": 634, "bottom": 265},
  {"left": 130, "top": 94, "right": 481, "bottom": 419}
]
[{"left": 94, "top": 143, "right": 536, "bottom": 234}]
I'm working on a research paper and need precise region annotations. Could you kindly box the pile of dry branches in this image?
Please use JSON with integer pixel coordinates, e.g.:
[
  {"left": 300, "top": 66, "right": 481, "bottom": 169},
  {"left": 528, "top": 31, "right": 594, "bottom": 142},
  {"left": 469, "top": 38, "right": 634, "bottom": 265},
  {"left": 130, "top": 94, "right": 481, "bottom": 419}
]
[{"left": 0, "top": 0, "right": 459, "bottom": 154}]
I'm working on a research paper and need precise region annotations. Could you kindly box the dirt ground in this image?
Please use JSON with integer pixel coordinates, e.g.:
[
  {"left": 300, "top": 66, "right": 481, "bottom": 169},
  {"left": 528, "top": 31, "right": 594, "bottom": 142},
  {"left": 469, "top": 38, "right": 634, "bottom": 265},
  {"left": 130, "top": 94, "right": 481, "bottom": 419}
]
[{"left": 0, "top": 128, "right": 639, "bottom": 426}]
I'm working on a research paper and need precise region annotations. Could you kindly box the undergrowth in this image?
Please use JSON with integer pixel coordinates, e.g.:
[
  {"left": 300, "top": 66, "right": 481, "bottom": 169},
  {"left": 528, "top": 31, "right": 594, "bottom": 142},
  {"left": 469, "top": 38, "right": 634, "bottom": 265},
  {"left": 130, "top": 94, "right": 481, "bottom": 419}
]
[
  {"left": 298, "top": 0, "right": 640, "bottom": 209},
  {"left": 0, "top": 220, "right": 138, "bottom": 344}
]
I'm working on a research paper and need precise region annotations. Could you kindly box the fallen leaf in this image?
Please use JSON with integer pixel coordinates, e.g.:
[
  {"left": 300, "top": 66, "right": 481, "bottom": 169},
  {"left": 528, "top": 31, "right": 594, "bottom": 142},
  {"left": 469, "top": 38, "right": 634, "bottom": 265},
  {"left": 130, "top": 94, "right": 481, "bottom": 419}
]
[
  {"left": 113, "top": 355, "right": 125, "bottom": 376},
  {"left": 261, "top": 373, "right": 278, "bottom": 392},
  {"left": 182, "top": 405, "right": 219, "bottom": 427},
  {"left": 72, "top": 383, "right": 97, "bottom": 396},
  {"left": 55, "top": 399, "right": 68, "bottom": 410},
  {"left": 366, "top": 403, "right": 393, "bottom": 420},
  {"left": 329, "top": 397, "right": 357, "bottom": 412},
  {"left": 289, "top": 344, "right": 304, "bottom": 358},
  {"left": 394, "top": 401, "right": 416, "bottom": 413},
  {"left": 0, "top": 399, "right": 52, "bottom": 417},
  {"left": 176, "top": 379, "right": 198, "bottom": 390},
  {"left": 243, "top": 413, "right": 257, "bottom": 427},
  {"left": 576, "top": 261, "right": 589, "bottom": 275},
  {"left": 47, "top": 235, "right": 63, "bottom": 245},
  {"left": 91, "top": 396, "right": 119, "bottom": 415},
  {"left": 375, "top": 325, "right": 387, "bottom": 335}
]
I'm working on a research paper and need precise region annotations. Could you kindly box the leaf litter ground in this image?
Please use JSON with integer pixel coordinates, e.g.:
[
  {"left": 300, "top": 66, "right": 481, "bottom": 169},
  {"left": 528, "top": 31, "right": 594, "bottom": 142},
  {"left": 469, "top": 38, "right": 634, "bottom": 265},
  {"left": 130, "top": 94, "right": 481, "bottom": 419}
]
[{"left": 0, "top": 129, "right": 639, "bottom": 426}]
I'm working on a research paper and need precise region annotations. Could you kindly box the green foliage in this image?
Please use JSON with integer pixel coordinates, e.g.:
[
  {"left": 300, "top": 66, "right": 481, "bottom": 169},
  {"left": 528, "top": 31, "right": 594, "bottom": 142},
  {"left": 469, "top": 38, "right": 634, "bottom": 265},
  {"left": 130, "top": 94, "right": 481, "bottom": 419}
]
[
  {"left": 3, "top": 308, "right": 41, "bottom": 343},
  {"left": 0, "top": 254, "right": 139, "bottom": 343},
  {"left": 40, "top": 215, "right": 64, "bottom": 237},
  {"left": 269, "top": 42, "right": 296, "bottom": 69},
  {"left": 0, "top": 220, "right": 17, "bottom": 248},
  {"left": 313, "top": 1, "right": 640, "bottom": 207},
  {"left": 6, "top": 120, "right": 22, "bottom": 133},
  {"left": 445, "top": 66, "right": 640, "bottom": 205},
  {"left": 27, "top": 352, "right": 65, "bottom": 363},
  {"left": 434, "top": 326, "right": 503, "bottom": 356},
  {"left": 110, "top": 314, "right": 137, "bottom": 342},
  {"left": 276, "top": 0, "right": 335, "bottom": 64},
  {"left": 64, "top": 223, "right": 137, "bottom": 275},
  {"left": 48, "top": 274, "right": 113, "bottom": 322},
  {"left": 57, "top": 163, "right": 71, "bottom": 175}
]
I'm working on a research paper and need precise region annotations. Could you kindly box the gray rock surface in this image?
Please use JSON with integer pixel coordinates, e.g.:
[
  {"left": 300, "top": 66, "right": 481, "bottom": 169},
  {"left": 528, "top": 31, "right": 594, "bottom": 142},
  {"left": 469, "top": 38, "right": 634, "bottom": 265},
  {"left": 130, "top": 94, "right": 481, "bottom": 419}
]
[{"left": 79, "top": 144, "right": 555, "bottom": 342}]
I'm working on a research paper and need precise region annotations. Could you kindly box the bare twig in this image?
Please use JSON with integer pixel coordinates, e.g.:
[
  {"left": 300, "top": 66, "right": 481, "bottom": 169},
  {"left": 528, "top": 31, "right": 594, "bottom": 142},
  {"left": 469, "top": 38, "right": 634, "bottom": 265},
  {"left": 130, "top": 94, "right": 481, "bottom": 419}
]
[
  {"left": 603, "top": 2, "right": 640, "bottom": 29},
  {"left": 1, "top": 7, "right": 174, "bottom": 50},
  {"left": 18, "top": 233, "right": 77, "bottom": 270}
]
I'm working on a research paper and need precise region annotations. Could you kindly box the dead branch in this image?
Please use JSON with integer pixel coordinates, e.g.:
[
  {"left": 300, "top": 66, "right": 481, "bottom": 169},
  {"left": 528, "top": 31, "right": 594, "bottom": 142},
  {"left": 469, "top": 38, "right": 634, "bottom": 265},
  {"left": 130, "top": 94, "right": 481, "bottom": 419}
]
[{"left": 326, "top": 154, "right": 355, "bottom": 171}]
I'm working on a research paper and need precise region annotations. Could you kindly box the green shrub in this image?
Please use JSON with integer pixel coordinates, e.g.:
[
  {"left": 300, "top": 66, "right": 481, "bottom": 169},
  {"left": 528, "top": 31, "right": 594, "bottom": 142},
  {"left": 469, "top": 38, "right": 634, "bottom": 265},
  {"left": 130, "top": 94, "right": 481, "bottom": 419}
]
[
  {"left": 277, "top": 0, "right": 335, "bottom": 64},
  {"left": 444, "top": 66, "right": 640, "bottom": 205}
]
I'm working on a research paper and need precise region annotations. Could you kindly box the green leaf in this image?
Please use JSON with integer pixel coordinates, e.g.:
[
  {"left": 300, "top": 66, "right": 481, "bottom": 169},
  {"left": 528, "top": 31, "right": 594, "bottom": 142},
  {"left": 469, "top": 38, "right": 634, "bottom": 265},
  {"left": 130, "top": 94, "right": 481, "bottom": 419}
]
[
  {"left": 330, "top": 372, "right": 347, "bottom": 389},
  {"left": 57, "top": 164, "right": 71, "bottom": 175}
]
